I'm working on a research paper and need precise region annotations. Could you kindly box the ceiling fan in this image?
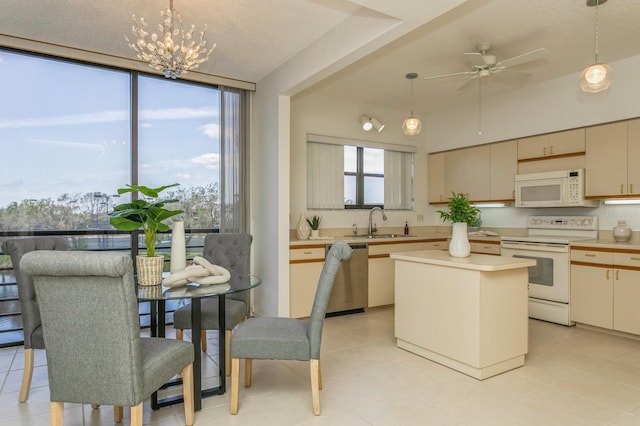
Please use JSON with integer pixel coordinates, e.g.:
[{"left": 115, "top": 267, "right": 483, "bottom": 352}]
[{"left": 423, "top": 42, "right": 549, "bottom": 91}]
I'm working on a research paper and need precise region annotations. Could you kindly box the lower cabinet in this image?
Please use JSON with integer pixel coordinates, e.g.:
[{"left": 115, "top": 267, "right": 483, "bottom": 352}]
[
  {"left": 368, "top": 240, "right": 447, "bottom": 308},
  {"left": 289, "top": 246, "right": 325, "bottom": 318},
  {"left": 571, "top": 247, "right": 640, "bottom": 335}
]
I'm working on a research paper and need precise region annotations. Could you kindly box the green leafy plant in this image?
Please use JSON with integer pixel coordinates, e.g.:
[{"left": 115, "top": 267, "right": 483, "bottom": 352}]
[
  {"left": 436, "top": 192, "right": 480, "bottom": 225},
  {"left": 108, "top": 183, "right": 183, "bottom": 257},
  {"left": 306, "top": 215, "right": 321, "bottom": 230}
]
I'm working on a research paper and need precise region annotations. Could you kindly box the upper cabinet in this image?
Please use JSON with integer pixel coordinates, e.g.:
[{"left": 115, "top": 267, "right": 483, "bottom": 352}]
[
  {"left": 517, "top": 128, "right": 585, "bottom": 161},
  {"left": 585, "top": 120, "right": 640, "bottom": 198},
  {"left": 428, "top": 141, "right": 515, "bottom": 204}
]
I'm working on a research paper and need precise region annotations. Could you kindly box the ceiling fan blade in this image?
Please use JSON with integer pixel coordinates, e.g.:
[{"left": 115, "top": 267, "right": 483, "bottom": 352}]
[
  {"left": 456, "top": 74, "right": 479, "bottom": 92},
  {"left": 423, "top": 71, "right": 476, "bottom": 81},
  {"left": 463, "top": 52, "right": 487, "bottom": 68},
  {"left": 495, "top": 68, "right": 532, "bottom": 78},
  {"left": 496, "top": 48, "right": 548, "bottom": 69}
]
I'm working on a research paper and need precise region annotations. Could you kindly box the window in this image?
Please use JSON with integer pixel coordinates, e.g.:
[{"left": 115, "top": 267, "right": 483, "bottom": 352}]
[
  {"left": 307, "top": 134, "right": 415, "bottom": 210},
  {"left": 0, "top": 48, "right": 248, "bottom": 236}
]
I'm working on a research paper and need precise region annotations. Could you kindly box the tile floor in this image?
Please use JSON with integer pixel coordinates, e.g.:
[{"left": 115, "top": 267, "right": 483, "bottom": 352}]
[{"left": 2, "top": 307, "right": 640, "bottom": 425}]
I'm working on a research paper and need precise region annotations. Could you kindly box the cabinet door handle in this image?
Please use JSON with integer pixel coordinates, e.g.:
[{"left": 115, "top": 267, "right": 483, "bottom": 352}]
[
  {"left": 585, "top": 253, "right": 596, "bottom": 257},
  {"left": 606, "top": 269, "right": 610, "bottom": 279},
  {"left": 543, "top": 147, "right": 547, "bottom": 156},
  {"left": 621, "top": 184, "right": 625, "bottom": 194},
  {"left": 631, "top": 184, "right": 634, "bottom": 193},
  {"left": 616, "top": 270, "right": 619, "bottom": 280},
  {"left": 304, "top": 251, "right": 312, "bottom": 254},
  {"left": 549, "top": 146, "right": 553, "bottom": 155},
  {"left": 631, "top": 257, "right": 640, "bottom": 261}
]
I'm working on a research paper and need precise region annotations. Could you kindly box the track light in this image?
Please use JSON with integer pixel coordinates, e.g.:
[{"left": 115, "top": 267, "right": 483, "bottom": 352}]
[{"left": 360, "top": 115, "right": 385, "bottom": 132}]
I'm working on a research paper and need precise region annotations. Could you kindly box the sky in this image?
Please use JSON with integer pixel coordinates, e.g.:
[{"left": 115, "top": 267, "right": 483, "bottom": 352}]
[{"left": 0, "top": 49, "right": 222, "bottom": 208}]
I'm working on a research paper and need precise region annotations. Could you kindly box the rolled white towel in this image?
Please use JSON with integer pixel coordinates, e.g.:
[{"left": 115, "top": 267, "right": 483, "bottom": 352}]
[
  {"left": 162, "top": 264, "right": 210, "bottom": 288},
  {"left": 193, "top": 256, "right": 229, "bottom": 276}
]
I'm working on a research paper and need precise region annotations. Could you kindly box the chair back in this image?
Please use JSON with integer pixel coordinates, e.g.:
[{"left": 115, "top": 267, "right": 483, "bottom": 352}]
[
  {"left": 308, "top": 241, "right": 352, "bottom": 359},
  {"left": 202, "top": 233, "right": 252, "bottom": 305},
  {"left": 1, "top": 237, "right": 68, "bottom": 349},
  {"left": 20, "top": 251, "right": 145, "bottom": 406}
]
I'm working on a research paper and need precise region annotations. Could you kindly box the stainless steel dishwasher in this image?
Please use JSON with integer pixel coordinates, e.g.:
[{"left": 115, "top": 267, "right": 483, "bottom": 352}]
[{"left": 325, "top": 243, "right": 368, "bottom": 316}]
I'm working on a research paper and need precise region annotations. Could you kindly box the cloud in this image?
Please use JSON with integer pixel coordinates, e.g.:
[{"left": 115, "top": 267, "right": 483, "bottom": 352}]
[
  {"left": 28, "top": 138, "right": 104, "bottom": 150},
  {"left": 200, "top": 123, "right": 219, "bottom": 138},
  {"left": 176, "top": 173, "right": 192, "bottom": 180},
  {"left": 191, "top": 153, "right": 219, "bottom": 170},
  {"left": 139, "top": 107, "right": 218, "bottom": 121}
]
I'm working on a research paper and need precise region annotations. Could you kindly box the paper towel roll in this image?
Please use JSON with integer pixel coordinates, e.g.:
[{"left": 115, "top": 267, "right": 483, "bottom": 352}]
[{"left": 170, "top": 221, "right": 187, "bottom": 273}]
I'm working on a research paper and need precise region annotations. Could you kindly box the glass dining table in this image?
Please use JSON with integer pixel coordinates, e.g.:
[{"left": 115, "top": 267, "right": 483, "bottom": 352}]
[{"left": 137, "top": 273, "right": 262, "bottom": 411}]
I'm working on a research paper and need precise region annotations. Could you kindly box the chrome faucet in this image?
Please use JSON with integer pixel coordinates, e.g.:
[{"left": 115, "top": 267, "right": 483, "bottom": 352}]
[{"left": 368, "top": 207, "right": 387, "bottom": 236}]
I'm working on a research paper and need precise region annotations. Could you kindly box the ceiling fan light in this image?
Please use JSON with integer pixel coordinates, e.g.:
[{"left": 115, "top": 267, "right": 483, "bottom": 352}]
[
  {"left": 580, "top": 63, "right": 612, "bottom": 92},
  {"left": 402, "top": 115, "right": 422, "bottom": 136},
  {"left": 360, "top": 115, "right": 373, "bottom": 131}
]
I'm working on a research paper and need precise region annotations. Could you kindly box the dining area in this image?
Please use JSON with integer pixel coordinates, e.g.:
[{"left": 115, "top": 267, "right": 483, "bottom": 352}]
[{"left": 0, "top": 234, "right": 352, "bottom": 425}]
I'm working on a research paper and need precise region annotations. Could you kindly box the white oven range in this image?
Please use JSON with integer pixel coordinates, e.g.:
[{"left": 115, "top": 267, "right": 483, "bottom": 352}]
[{"left": 500, "top": 216, "right": 598, "bottom": 326}]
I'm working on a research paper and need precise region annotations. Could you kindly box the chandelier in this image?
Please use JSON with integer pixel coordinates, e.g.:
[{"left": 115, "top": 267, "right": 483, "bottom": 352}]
[
  {"left": 579, "top": 0, "right": 612, "bottom": 93},
  {"left": 402, "top": 73, "right": 422, "bottom": 136},
  {"left": 126, "top": 0, "right": 215, "bottom": 79}
]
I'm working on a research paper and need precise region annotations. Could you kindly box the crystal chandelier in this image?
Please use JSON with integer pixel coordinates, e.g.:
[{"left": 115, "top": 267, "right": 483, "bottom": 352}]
[{"left": 126, "top": 0, "right": 215, "bottom": 79}]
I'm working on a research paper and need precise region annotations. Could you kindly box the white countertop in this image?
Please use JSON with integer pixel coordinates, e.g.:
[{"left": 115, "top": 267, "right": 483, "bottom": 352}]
[
  {"left": 390, "top": 249, "right": 536, "bottom": 272},
  {"left": 570, "top": 239, "right": 640, "bottom": 250},
  {"left": 290, "top": 233, "right": 501, "bottom": 247}
]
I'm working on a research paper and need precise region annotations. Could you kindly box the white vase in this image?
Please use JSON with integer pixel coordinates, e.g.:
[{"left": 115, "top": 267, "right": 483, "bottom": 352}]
[
  {"left": 449, "top": 222, "right": 471, "bottom": 258},
  {"left": 170, "top": 221, "right": 187, "bottom": 273},
  {"left": 296, "top": 213, "right": 310, "bottom": 240},
  {"left": 613, "top": 220, "right": 632, "bottom": 242},
  {"left": 311, "top": 229, "right": 319, "bottom": 238}
]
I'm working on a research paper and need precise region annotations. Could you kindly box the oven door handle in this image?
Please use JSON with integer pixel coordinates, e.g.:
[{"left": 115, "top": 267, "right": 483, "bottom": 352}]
[{"left": 501, "top": 242, "right": 569, "bottom": 253}]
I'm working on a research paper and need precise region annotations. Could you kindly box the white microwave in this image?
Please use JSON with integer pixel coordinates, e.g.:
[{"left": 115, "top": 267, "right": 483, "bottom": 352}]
[{"left": 515, "top": 169, "right": 598, "bottom": 208}]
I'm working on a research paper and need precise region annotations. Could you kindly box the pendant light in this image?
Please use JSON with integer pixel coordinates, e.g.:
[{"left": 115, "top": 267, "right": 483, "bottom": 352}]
[
  {"left": 579, "top": 0, "right": 612, "bottom": 93},
  {"left": 402, "top": 73, "right": 422, "bottom": 136}
]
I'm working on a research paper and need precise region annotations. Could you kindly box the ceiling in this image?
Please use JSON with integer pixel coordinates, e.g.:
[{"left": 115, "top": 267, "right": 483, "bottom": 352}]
[{"left": 2, "top": 0, "right": 640, "bottom": 115}]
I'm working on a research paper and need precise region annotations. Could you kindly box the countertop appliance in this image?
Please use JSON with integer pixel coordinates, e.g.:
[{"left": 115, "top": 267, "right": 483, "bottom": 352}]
[
  {"left": 515, "top": 169, "right": 598, "bottom": 208},
  {"left": 325, "top": 242, "right": 368, "bottom": 316},
  {"left": 501, "top": 216, "right": 598, "bottom": 326}
]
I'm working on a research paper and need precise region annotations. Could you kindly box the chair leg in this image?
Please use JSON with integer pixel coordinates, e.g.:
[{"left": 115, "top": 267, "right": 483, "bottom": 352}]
[
  {"left": 176, "top": 328, "right": 183, "bottom": 341},
  {"left": 50, "top": 401, "right": 64, "bottom": 426},
  {"left": 225, "top": 330, "right": 232, "bottom": 376},
  {"left": 91, "top": 404, "right": 99, "bottom": 409},
  {"left": 113, "top": 406, "right": 123, "bottom": 423},
  {"left": 130, "top": 402, "right": 143, "bottom": 426},
  {"left": 182, "top": 363, "right": 195, "bottom": 426},
  {"left": 318, "top": 359, "right": 322, "bottom": 390},
  {"left": 230, "top": 358, "right": 240, "bottom": 415},
  {"left": 201, "top": 330, "right": 207, "bottom": 352},
  {"left": 19, "top": 348, "right": 34, "bottom": 402},
  {"left": 244, "top": 359, "right": 252, "bottom": 387},
  {"left": 310, "top": 359, "right": 321, "bottom": 415}
]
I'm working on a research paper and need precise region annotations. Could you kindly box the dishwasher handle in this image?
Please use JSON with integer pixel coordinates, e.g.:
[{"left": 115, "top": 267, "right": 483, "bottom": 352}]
[{"left": 326, "top": 243, "right": 368, "bottom": 253}]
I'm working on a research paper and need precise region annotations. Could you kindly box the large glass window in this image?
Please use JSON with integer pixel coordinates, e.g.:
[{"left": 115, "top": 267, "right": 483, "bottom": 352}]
[{"left": 0, "top": 48, "right": 247, "bottom": 238}]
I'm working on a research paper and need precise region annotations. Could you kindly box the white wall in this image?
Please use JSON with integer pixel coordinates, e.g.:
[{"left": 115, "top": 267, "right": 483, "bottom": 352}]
[{"left": 290, "top": 92, "right": 436, "bottom": 231}]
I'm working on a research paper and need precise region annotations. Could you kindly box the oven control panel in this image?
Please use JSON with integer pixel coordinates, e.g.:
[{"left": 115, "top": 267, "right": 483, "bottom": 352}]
[{"left": 527, "top": 216, "right": 597, "bottom": 230}]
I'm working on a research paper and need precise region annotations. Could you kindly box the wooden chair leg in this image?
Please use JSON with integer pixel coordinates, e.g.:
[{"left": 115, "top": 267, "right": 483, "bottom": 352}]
[
  {"left": 244, "top": 358, "right": 252, "bottom": 387},
  {"left": 91, "top": 404, "right": 100, "bottom": 409},
  {"left": 113, "top": 406, "right": 123, "bottom": 423},
  {"left": 50, "top": 401, "right": 64, "bottom": 426},
  {"left": 176, "top": 328, "right": 183, "bottom": 340},
  {"left": 19, "top": 348, "right": 34, "bottom": 402},
  {"left": 130, "top": 402, "right": 143, "bottom": 426},
  {"left": 230, "top": 358, "right": 240, "bottom": 415},
  {"left": 225, "top": 330, "right": 232, "bottom": 376},
  {"left": 318, "top": 359, "right": 322, "bottom": 390},
  {"left": 182, "top": 363, "right": 195, "bottom": 426},
  {"left": 201, "top": 330, "right": 207, "bottom": 352},
  {"left": 310, "top": 359, "right": 321, "bottom": 415}
]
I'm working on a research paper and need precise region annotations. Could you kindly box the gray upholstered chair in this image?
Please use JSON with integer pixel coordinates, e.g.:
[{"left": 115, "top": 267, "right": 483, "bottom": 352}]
[
  {"left": 229, "top": 240, "right": 352, "bottom": 416},
  {"left": 20, "top": 250, "right": 195, "bottom": 426},
  {"left": 1, "top": 236, "right": 69, "bottom": 403},
  {"left": 173, "top": 233, "right": 252, "bottom": 375}
]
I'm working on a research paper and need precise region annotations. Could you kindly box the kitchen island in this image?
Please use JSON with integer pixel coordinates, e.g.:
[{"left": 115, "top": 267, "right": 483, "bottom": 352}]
[{"left": 391, "top": 250, "right": 535, "bottom": 380}]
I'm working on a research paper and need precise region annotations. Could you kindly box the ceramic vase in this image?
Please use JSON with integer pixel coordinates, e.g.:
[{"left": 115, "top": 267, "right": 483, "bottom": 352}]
[
  {"left": 170, "top": 221, "right": 187, "bottom": 273},
  {"left": 613, "top": 220, "right": 632, "bottom": 242},
  {"left": 449, "top": 222, "right": 471, "bottom": 258},
  {"left": 296, "top": 213, "right": 311, "bottom": 240},
  {"left": 311, "top": 229, "right": 320, "bottom": 238}
]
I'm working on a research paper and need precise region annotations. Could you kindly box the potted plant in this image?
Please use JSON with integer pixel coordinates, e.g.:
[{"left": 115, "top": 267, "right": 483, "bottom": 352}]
[
  {"left": 306, "top": 215, "right": 321, "bottom": 238},
  {"left": 436, "top": 192, "right": 480, "bottom": 258},
  {"left": 109, "top": 183, "right": 183, "bottom": 285}
]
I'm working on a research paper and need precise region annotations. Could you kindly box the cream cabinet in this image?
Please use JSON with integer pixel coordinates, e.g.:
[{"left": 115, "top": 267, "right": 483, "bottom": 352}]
[
  {"left": 518, "top": 128, "right": 585, "bottom": 160},
  {"left": 428, "top": 152, "right": 445, "bottom": 203},
  {"left": 443, "top": 149, "right": 467, "bottom": 198},
  {"left": 368, "top": 240, "right": 446, "bottom": 307},
  {"left": 470, "top": 240, "right": 501, "bottom": 255},
  {"left": 570, "top": 246, "right": 640, "bottom": 335},
  {"left": 289, "top": 245, "right": 325, "bottom": 318},
  {"left": 490, "top": 140, "right": 517, "bottom": 201},
  {"left": 585, "top": 121, "right": 631, "bottom": 198}
]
